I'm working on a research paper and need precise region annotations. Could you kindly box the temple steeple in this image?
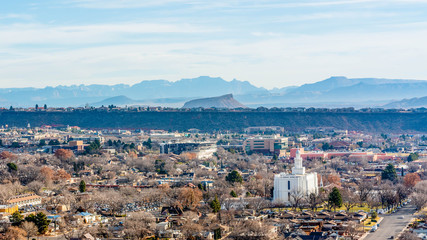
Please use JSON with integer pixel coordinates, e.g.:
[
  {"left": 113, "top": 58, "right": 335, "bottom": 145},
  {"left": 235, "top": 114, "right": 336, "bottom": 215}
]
[{"left": 292, "top": 149, "right": 305, "bottom": 175}]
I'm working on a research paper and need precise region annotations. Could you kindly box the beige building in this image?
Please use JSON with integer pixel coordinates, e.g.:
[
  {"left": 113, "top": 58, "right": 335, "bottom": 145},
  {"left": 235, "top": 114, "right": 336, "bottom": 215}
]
[
  {"left": 69, "top": 140, "right": 84, "bottom": 151},
  {"left": 7, "top": 194, "right": 42, "bottom": 208},
  {"left": 243, "top": 136, "right": 287, "bottom": 156}
]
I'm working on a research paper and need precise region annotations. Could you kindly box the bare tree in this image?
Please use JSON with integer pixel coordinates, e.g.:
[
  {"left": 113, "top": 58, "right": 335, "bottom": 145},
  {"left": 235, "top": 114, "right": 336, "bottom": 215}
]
[
  {"left": 411, "top": 192, "right": 427, "bottom": 210},
  {"left": 177, "top": 187, "right": 203, "bottom": 210},
  {"left": 178, "top": 211, "right": 203, "bottom": 239},
  {"left": 220, "top": 210, "right": 235, "bottom": 225},
  {"left": 400, "top": 231, "right": 421, "bottom": 240},
  {"left": 366, "top": 193, "right": 381, "bottom": 210},
  {"left": 345, "top": 222, "right": 363, "bottom": 240},
  {"left": 396, "top": 184, "right": 411, "bottom": 205},
  {"left": 411, "top": 180, "right": 427, "bottom": 210},
  {"left": 228, "top": 220, "right": 274, "bottom": 240},
  {"left": 289, "top": 190, "right": 305, "bottom": 211},
  {"left": 26, "top": 181, "right": 44, "bottom": 195},
  {"left": 247, "top": 198, "right": 269, "bottom": 212},
  {"left": 21, "top": 222, "right": 38, "bottom": 240},
  {"left": 357, "top": 181, "right": 373, "bottom": 203},
  {"left": 342, "top": 189, "right": 358, "bottom": 212},
  {"left": 307, "top": 192, "right": 323, "bottom": 211},
  {"left": 59, "top": 214, "right": 88, "bottom": 240},
  {"left": 378, "top": 182, "right": 397, "bottom": 210},
  {"left": 123, "top": 212, "right": 155, "bottom": 240},
  {"left": 4, "top": 226, "right": 26, "bottom": 240}
]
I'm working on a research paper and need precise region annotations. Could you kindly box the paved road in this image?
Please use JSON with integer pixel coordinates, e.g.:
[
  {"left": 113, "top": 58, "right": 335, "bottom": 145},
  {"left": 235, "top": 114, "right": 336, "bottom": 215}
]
[{"left": 364, "top": 204, "right": 416, "bottom": 240}]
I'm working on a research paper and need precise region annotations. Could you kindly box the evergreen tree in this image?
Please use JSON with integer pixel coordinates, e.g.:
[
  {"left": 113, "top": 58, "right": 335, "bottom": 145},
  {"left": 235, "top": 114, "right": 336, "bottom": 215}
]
[
  {"left": 210, "top": 195, "right": 221, "bottom": 213},
  {"left": 214, "top": 228, "right": 222, "bottom": 240},
  {"left": 25, "top": 212, "right": 50, "bottom": 234},
  {"left": 38, "top": 139, "right": 46, "bottom": 147},
  {"left": 382, "top": 163, "right": 398, "bottom": 182},
  {"left": 143, "top": 138, "right": 152, "bottom": 149},
  {"left": 7, "top": 162, "right": 18, "bottom": 172},
  {"left": 43, "top": 104, "right": 47, "bottom": 110},
  {"left": 79, "top": 180, "right": 86, "bottom": 193},
  {"left": 10, "top": 211, "right": 24, "bottom": 226},
  {"left": 225, "top": 170, "right": 243, "bottom": 184},
  {"left": 35, "top": 212, "right": 50, "bottom": 234},
  {"left": 35, "top": 104, "right": 38, "bottom": 110},
  {"left": 407, "top": 152, "right": 419, "bottom": 162},
  {"left": 322, "top": 143, "right": 332, "bottom": 151},
  {"left": 25, "top": 213, "right": 36, "bottom": 223},
  {"left": 48, "top": 139, "right": 60, "bottom": 145},
  {"left": 272, "top": 154, "right": 278, "bottom": 161},
  {"left": 11, "top": 142, "right": 21, "bottom": 148},
  {"left": 230, "top": 190, "right": 237, "bottom": 198},
  {"left": 85, "top": 139, "right": 101, "bottom": 154},
  {"left": 328, "top": 187, "right": 342, "bottom": 212}
]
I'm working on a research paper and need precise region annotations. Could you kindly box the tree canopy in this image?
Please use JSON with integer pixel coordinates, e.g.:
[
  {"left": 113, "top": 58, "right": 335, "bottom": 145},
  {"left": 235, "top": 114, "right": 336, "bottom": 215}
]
[
  {"left": 10, "top": 211, "right": 24, "bottom": 226},
  {"left": 79, "top": 180, "right": 86, "bottom": 193},
  {"left": 25, "top": 212, "right": 50, "bottom": 234},
  {"left": 328, "top": 187, "right": 343, "bottom": 211},
  {"left": 7, "top": 162, "right": 18, "bottom": 172},
  {"left": 226, "top": 170, "right": 243, "bottom": 184},
  {"left": 210, "top": 195, "right": 221, "bottom": 213},
  {"left": 382, "top": 163, "right": 398, "bottom": 182},
  {"left": 407, "top": 152, "right": 419, "bottom": 162}
]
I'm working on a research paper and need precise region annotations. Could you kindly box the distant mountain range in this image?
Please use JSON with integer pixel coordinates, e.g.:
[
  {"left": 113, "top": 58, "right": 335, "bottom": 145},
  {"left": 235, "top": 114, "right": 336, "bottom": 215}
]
[
  {"left": 1, "top": 76, "right": 427, "bottom": 108},
  {"left": 182, "top": 94, "right": 247, "bottom": 109},
  {"left": 384, "top": 96, "right": 427, "bottom": 109}
]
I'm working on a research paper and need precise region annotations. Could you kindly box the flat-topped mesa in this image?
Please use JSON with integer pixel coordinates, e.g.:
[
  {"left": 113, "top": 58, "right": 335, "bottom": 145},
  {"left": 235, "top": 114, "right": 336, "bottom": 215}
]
[{"left": 182, "top": 94, "right": 247, "bottom": 109}]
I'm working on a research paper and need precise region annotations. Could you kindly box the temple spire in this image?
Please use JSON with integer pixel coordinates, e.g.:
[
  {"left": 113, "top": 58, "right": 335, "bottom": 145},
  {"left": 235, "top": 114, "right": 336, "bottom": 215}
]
[{"left": 292, "top": 149, "right": 305, "bottom": 175}]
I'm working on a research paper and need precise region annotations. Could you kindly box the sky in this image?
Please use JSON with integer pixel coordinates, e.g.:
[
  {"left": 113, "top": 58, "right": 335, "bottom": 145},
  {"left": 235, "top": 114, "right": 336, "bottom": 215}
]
[{"left": 1, "top": 0, "right": 427, "bottom": 89}]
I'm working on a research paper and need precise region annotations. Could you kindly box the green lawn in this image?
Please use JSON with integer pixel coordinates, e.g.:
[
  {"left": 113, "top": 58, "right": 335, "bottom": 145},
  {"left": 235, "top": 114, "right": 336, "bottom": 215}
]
[{"left": 361, "top": 217, "right": 381, "bottom": 232}]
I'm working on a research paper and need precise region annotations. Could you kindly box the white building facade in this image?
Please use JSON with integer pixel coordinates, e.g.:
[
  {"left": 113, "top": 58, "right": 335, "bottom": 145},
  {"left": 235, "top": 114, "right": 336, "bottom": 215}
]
[{"left": 273, "top": 150, "right": 318, "bottom": 203}]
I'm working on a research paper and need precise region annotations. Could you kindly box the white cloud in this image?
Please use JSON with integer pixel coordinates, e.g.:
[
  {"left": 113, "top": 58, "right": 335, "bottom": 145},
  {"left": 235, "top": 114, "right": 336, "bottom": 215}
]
[
  {"left": 0, "top": 22, "right": 219, "bottom": 46},
  {"left": 66, "top": 0, "right": 202, "bottom": 9},
  {"left": 0, "top": 14, "right": 33, "bottom": 20},
  {"left": 1, "top": 28, "right": 427, "bottom": 88},
  {"left": 65, "top": 0, "right": 389, "bottom": 10}
]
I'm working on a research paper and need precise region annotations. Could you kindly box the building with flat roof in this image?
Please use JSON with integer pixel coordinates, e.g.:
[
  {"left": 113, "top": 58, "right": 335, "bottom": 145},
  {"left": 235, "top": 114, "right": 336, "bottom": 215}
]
[
  {"left": 243, "top": 136, "right": 287, "bottom": 156},
  {"left": 0, "top": 204, "right": 18, "bottom": 214}
]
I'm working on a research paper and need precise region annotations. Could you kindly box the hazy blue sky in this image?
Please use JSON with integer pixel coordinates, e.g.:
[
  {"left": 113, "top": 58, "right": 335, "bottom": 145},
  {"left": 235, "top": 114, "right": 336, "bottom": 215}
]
[{"left": 1, "top": 0, "right": 427, "bottom": 89}]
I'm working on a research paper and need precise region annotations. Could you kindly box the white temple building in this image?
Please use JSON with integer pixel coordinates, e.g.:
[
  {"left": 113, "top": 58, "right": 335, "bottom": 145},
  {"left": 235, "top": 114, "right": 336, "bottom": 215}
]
[{"left": 273, "top": 149, "right": 318, "bottom": 203}]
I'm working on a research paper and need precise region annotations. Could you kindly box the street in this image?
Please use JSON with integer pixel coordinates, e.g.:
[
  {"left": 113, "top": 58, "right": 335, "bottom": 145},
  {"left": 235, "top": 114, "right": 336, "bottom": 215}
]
[{"left": 364, "top": 204, "right": 416, "bottom": 240}]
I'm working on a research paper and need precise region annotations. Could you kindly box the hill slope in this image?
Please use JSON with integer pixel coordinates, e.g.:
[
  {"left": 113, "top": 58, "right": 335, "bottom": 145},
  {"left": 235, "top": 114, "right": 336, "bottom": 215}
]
[
  {"left": 384, "top": 96, "right": 427, "bottom": 109},
  {"left": 90, "top": 95, "right": 145, "bottom": 107},
  {"left": 182, "top": 94, "right": 247, "bottom": 109}
]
